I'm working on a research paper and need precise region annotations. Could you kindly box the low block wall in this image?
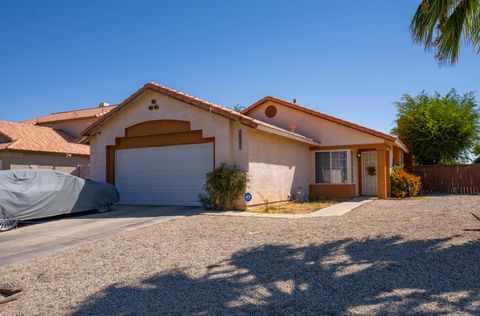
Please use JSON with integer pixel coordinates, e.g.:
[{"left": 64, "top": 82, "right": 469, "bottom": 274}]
[{"left": 309, "top": 184, "right": 356, "bottom": 199}]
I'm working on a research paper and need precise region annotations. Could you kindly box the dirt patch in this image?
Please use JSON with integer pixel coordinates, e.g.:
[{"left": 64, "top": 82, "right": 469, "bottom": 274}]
[{"left": 248, "top": 200, "right": 343, "bottom": 214}]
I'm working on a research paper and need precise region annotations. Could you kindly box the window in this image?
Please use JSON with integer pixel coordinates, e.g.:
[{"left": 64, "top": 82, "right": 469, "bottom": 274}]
[
  {"left": 315, "top": 151, "right": 352, "bottom": 183},
  {"left": 400, "top": 152, "right": 404, "bottom": 165},
  {"left": 315, "top": 152, "right": 330, "bottom": 183}
]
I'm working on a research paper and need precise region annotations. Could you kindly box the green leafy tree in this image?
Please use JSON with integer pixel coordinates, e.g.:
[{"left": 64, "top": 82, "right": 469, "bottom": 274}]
[
  {"left": 392, "top": 89, "right": 480, "bottom": 165},
  {"left": 411, "top": 0, "right": 480, "bottom": 65},
  {"left": 473, "top": 143, "right": 480, "bottom": 162}
]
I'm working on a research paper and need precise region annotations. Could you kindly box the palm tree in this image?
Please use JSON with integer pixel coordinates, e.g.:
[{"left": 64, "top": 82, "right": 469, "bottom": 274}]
[
  {"left": 231, "top": 103, "right": 245, "bottom": 113},
  {"left": 411, "top": 0, "right": 480, "bottom": 65}
]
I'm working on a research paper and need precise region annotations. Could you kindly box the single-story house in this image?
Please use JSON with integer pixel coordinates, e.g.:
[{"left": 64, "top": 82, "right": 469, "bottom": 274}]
[
  {"left": 80, "top": 82, "right": 409, "bottom": 208},
  {"left": 23, "top": 103, "right": 115, "bottom": 138},
  {"left": 0, "top": 121, "right": 89, "bottom": 174}
]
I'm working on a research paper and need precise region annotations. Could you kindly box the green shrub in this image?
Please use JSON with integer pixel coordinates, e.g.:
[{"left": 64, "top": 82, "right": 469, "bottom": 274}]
[
  {"left": 390, "top": 166, "right": 421, "bottom": 198},
  {"left": 198, "top": 163, "right": 248, "bottom": 210}
]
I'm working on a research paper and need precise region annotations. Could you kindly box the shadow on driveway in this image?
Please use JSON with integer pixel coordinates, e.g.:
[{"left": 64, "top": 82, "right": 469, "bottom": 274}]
[{"left": 72, "top": 235, "right": 480, "bottom": 315}]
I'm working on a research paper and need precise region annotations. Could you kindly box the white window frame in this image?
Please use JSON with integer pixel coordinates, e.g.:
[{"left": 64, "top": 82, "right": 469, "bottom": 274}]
[{"left": 313, "top": 150, "right": 353, "bottom": 184}]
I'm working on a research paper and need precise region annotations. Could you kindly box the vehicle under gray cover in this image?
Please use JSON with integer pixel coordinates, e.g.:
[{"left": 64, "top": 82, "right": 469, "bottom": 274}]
[{"left": 0, "top": 169, "right": 119, "bottom": 231}]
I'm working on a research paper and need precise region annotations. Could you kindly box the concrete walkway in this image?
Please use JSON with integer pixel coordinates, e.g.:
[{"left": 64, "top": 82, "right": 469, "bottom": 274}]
[
  {"left": 0, "top": 205, "right": 203, "bottom": 267},
  {"left": 205, "top": 197, "right": 375, "bottom": 219}
]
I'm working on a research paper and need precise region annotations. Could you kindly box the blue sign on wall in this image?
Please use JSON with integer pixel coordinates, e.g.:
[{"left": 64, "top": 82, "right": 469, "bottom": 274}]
[{"left": 244, "top": 192, "right": 252, "bottom": 202}]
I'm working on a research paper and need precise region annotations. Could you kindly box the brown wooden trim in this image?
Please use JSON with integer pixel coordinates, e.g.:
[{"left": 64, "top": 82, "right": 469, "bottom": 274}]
[
  {"left": 125, "top": 120, "right": 191, "bottom": 137},
  {"left": 386, "top": 149, "right": 391, "bottom": 197},
  {"left": 106, "top": 120, "right": 214, "bottom": 185},
  {"left": 309, "top": 184, "right": 356, "bottom": 199},
  {"left": 310, "top": 143, "right": 388, "bottom": 151},
  {"left": 392, "top": 146, "right": 401, "bottom": 165},
  {"left": 376, "top": 148, "right": 387, "bottom": 199},
  {"left": 106, "top": 145, "right": 115, "bottom": 185},
  {"left": 357, "top": 150, "right": 362, "bottom": 196},
  {"left": 115, "top": 130, "right": 211, "bottom": 149}
]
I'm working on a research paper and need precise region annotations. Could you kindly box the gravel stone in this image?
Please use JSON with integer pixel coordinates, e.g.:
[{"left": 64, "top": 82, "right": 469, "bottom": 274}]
[{"left": 1, "top": 195, "right": 480, "bottom": 315}]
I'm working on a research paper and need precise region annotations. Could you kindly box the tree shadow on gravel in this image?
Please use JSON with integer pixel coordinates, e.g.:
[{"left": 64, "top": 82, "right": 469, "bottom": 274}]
[{"left": 72, "top": 236, "right": 480, "bottom": 315}]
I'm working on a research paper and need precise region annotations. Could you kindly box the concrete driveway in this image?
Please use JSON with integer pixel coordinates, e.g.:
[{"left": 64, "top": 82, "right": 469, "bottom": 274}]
[{"left": 0, "top": 205, "right": 203, "bottom": 267}]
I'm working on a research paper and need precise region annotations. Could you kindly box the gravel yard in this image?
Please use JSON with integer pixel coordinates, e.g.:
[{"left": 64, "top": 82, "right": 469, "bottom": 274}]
[{"left": 1, "top": 195, "right": 480, "bottom": 315}]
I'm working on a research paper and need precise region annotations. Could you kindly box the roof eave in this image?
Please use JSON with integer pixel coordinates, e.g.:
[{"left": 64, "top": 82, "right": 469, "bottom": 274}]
[
  {"left": 243, "top": 97, "right": 398, "bottom": 143},
  {"left": 2, "top": 148, "right": 89, "bottom": 156},
  {"left": 256, "top": 125, "right": 320, "bottom": 146},
  {"left": 394, "top": 139, "right": 409, "bottom": 153},
  {"left": 80, "top": 83, "right": 261, "bottom": 142}
]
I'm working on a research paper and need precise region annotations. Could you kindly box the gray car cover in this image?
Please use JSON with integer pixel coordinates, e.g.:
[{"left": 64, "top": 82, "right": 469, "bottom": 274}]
[{"left": 0, "top": 169, "right": 119, "bottom": 221}]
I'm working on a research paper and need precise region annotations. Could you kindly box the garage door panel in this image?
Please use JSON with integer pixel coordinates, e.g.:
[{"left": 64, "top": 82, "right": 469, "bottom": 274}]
[
  {"left": 117, "top": 184, "right": 206, "bottom": 195},
  {"left": 115, "top": 143, "right": 213, "bottom": 206}
]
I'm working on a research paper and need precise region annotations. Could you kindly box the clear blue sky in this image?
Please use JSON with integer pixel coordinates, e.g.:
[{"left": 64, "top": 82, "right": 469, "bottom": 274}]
[{"left": 1, "top": 0, "right": 478, "bottom": 133}]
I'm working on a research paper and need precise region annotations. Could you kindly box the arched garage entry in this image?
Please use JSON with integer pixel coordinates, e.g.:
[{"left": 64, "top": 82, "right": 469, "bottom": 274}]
[{"left": 106, "top": 120, "right": 214, "bottom": 206}]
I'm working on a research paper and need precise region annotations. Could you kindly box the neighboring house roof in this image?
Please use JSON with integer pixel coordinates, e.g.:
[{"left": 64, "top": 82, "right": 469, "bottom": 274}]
[
  {"left": 0, "top": 121, "right": 89, "bottom": 156},
  {"left": 79, "top": 82, "right": 320, "bottom": 146},
  {"left": 23, "top": 105, "right": 116, "bottom": 125},
  {"left": 243, "top": 96, "right": 399, "bottom": 142}
]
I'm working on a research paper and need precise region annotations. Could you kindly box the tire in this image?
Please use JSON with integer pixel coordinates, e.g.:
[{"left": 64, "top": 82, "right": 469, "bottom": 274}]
[
  {"left": 0, "top": 219, "right": 18, "bottom": 232},
  {"left": 97, "top": 203, "right": 113, "bottom": 213}
]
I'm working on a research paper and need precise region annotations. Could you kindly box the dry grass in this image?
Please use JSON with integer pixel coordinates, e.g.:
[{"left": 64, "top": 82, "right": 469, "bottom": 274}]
[
  {"left": 247, "top": 200, "right": 342, "bottom": 214},
  {"left": 387, "top": 196, "right": 428, "bottom": 201}
]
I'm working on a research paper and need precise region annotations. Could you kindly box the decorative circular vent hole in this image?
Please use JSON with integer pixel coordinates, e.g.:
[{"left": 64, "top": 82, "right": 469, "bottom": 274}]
[{"left": 265, "top": 105, "right": 277, "bottom": 118}]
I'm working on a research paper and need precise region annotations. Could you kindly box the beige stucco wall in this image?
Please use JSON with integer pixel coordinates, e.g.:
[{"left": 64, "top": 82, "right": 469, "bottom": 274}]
[
  {"left": 39, "top": 117, "right": 98, "bottom": 138},
  {"left": 88, "top": 90, "right": 315, "bottom": 208},
  {"left": 247, "top": 100, "right": 385, "bottom": 146},
  {"left": 245, "top": 128, "right": 312, "bottom": 206},
  {"left": 246, "top": 100, "right": 399, "bottom": 199},
  {"left": 89, "top": 90, "right": 250, "bottom": 183},
  {"left": 0, "top": 150, "right": 89, "bottom": 174}
]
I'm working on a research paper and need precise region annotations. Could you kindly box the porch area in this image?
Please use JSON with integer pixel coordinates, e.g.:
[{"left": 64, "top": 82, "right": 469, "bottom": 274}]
[{"left": 309, "top": 143, "right": 407, "bottom": 199}]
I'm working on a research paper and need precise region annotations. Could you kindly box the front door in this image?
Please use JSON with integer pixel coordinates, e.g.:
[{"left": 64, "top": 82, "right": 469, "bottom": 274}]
[{"left": 361, "top": 151, "right": 377, "bottom": 196}]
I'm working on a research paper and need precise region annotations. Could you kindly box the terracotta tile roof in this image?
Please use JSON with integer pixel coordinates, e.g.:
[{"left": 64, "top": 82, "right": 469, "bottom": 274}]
[
  {"left": 23, "top": 105, "right": 116, "bottom": 124},
  {"left": 80, "top": 82, "right": 320, "bottom": 145},
  {"left": 0, "top": 121, "right": 89, "bottom": 156},
  {"left": 242, "top": 96, "right": 399, "bottom": 142}
]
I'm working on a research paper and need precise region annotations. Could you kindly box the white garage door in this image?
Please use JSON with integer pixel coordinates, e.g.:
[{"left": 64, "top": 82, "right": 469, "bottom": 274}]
[{"left": 115, "top": 143, "right": 213, "bottom": 206}]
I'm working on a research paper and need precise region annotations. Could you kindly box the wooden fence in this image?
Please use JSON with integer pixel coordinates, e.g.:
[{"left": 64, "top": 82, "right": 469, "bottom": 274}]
[{"left": 407, "top": 164, "right": 480, "bottom": 194}]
